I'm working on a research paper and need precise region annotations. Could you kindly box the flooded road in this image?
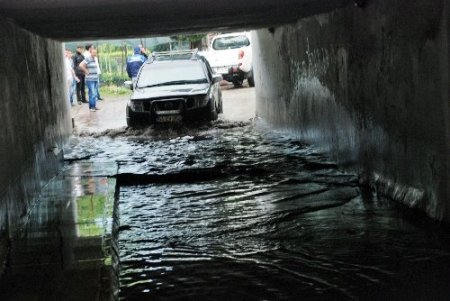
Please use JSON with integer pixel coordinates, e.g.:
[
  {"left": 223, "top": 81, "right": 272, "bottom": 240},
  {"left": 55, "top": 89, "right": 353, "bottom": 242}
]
[
  {"left": 62, "top": 86, "right": 450, "bottom": 300},
  {"left": 113, "top": 124, "right": 362, "bottom": 301}
]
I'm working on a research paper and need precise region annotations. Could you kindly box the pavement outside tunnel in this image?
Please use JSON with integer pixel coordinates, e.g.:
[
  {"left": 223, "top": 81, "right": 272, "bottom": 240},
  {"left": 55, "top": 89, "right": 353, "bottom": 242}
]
[{"left": 70, "top": 83, "right": 255, "bottom": 134}]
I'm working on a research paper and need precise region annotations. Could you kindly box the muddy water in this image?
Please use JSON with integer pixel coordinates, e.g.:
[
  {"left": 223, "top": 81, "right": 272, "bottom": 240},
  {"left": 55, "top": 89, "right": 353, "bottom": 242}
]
[{"left": 66, "top": 120, "right": 450, "bottom": 301}]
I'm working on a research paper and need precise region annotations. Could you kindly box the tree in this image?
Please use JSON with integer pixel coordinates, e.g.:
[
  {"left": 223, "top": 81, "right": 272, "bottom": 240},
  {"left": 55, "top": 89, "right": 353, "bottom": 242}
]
[{"left": 170, "top": 34, "right": 207, "bottom": 50}]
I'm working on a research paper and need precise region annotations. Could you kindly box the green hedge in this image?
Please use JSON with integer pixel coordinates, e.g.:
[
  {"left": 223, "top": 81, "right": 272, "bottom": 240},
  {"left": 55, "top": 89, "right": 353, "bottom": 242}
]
[{"left": 100, "top": 72, "right": 129, "bottom": 86}]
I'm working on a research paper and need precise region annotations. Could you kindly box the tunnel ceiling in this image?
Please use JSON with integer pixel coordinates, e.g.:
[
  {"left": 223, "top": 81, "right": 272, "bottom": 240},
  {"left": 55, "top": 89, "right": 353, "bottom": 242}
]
[{"left": 0, "top": 0, "right": 348, "bottom": 40}]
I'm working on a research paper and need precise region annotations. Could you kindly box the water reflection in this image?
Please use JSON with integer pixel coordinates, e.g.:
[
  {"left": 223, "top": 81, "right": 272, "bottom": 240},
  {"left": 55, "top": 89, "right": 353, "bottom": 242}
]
[{"left": 0, "top": 163, "right": 115, "bottom": 300}]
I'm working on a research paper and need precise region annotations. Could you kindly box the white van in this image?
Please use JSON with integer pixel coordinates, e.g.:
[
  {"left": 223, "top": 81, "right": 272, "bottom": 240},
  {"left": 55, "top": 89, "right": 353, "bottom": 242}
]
[{"left": 206, "top": 32, "right": 254, "bottom": 87}]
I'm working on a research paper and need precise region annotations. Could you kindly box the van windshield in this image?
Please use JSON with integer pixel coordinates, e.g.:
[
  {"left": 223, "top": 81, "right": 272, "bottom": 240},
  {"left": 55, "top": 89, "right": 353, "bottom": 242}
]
[{"left": 212, "top": 35, "right": 250, "bottom": 50}]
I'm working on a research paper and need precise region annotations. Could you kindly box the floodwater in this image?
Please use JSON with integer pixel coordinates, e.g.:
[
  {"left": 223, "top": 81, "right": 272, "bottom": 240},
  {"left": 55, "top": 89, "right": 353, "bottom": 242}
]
[{"left": 64, "top": 117, "right": 450, "bottom": 301}]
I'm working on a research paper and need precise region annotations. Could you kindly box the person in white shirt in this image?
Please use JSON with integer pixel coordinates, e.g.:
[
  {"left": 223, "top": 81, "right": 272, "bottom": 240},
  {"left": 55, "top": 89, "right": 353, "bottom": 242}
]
[{"left": 64, "top": 48, "right": 79, "bottom": 106}]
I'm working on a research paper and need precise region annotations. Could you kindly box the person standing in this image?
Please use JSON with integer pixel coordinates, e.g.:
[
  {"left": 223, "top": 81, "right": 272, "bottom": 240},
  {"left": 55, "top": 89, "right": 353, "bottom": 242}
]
[
  {"left": 95, "top": 54, "right": 103, "bottom": 100},
  {"left": 79, "top": 48, "right": 100, "bottom": 112},
  {"left": 64, "top": 48, "right": 79, "bottom": 106},
  {"left": 73, "top": 45, "right": 87, "bottom": 104},
  {"left": 83, "top": 44, "right": 93, "bottom": 59},
  {"left": 126, "top": 46, "right": 146, "bottom": 84},
  {"left": 83, "top": 44, "right": 103, "bottom": 100}
]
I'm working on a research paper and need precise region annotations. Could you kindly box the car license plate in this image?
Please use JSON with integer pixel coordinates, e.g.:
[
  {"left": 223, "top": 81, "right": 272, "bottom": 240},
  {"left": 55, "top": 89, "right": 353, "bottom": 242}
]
[
  {"left": 215, "top": 67, "right": 229, "bottom": 74},
  {"left": 156, "top": 115, "right": 182, "bottom": 123}
]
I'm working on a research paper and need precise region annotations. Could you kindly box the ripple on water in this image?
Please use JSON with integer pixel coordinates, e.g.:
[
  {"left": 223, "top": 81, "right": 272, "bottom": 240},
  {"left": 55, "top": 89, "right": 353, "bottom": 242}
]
[{"left": 66, "top": 121, "right": 450, "bottom": 300}]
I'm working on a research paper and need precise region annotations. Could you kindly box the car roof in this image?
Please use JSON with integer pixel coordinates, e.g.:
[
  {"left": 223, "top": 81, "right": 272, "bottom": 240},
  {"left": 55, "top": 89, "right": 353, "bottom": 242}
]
[
  {"left": 141, "top": 59, "right": 209, "bottom": 78},
  {"left": 148, "top": 49, "right": 203, "bottom": 63},
  {"left": 213, "top": 32, "right": 250, "bottom": 39},
  {"left": 146, "top": 58, "right": 204, "bottom": 68}
]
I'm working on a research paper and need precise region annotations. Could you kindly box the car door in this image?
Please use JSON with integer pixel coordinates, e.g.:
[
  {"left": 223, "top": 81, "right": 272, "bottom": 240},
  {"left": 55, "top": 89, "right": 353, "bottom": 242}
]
[{"left": 203, "top": 59, "right": 220, "bottom": 108}]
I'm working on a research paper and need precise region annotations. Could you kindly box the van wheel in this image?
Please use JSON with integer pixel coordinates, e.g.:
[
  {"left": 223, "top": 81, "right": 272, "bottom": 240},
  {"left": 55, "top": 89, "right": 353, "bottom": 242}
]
[
  {"left": 247, "top": 75, "right": 255, "bottom": 87},
  {"left": 233, "top": 80, "right": 243, "bottom": 88}
]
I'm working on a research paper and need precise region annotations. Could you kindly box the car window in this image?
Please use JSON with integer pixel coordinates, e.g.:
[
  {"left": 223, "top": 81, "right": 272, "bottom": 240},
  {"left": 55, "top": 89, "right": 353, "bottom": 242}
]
[
  {"left": 212, "top": 35, "right": 250, "bottom": 50},
  {"left": 137, "top": 62, "right": 208, "bottom": 88},
  {"left": 201, "top": 57, "right": 214, "bottom": 81}
]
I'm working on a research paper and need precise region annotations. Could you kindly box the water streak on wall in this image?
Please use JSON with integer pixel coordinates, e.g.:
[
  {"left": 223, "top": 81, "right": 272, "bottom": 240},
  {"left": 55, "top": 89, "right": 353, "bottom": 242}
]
[
  {"left": 0, "top": 18, "right": 71, "bottom": 264},
  {"left": 253, "top": 0, "right": 449, "bottom": 221}
]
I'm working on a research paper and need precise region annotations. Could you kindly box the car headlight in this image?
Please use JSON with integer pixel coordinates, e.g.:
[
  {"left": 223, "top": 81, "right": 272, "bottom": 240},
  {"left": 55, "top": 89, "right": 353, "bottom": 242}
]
[
  {"left": 129, "top": 100, "right": 144, "bottom": 112},
  {"left": 186, "top": 95, "right": 209, "bottom": 109},
  {"left": 196, "top": 95, "right": 209, "bottom": 106}
]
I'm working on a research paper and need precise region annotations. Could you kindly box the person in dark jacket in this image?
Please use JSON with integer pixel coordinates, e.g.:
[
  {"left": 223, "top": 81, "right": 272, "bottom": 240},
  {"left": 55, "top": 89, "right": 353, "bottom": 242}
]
[
  {"left": 126, "top": 47, "right": 147, "bottom": 83},
  {"left": 73, "top": 45, "right": 87, "bottom": 104}
]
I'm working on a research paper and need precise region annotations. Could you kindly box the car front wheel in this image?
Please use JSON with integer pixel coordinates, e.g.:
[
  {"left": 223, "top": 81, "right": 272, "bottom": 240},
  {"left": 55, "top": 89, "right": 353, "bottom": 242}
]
[
  {"left": 217, "top": 97, "right": 223, "bottom": 114},
  {"left": 126, "top": 106, "right": 143, "bottom": 128},
  {"left": 205, "top": 99, "right": 218, "bottom": 121}
]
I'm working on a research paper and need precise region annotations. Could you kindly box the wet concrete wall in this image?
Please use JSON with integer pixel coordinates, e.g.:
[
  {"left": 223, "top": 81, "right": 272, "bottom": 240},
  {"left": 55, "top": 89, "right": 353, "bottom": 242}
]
[
  {"left": 0, "top": 18, "right": 71, "bottom": 264},
  {"left": 253, "top": 0, "right": 449, "bottom": 221}
]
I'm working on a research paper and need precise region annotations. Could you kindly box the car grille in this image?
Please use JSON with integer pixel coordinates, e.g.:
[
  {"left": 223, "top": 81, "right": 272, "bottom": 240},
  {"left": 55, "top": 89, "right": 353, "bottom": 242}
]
[
  {"left": 143, "top": 102, "right": 152, "bottom": 111},
  {"left": 139, "top": 98, "right": 184, "bottom": 112},
  {"left": 154, "top": 99, "right": 182, "bottom": 111},
  {"left": 150, "top": 98, "right": 185, "bottom": 115}
]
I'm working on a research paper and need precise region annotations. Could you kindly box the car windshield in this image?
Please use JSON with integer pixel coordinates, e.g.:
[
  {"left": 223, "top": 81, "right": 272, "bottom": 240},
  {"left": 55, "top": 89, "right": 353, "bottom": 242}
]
[
  {"left": 212, "top": 35, "right": 250, "bottom": 50},
  {"left": 137, "top": 62, "right": 208, "bottom": 88}
]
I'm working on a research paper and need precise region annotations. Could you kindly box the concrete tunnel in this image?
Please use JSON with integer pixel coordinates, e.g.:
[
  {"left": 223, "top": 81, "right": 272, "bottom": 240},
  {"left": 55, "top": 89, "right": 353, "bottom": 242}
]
[{"left": 0, "top": 0, "right": 449, "bottom": 282}]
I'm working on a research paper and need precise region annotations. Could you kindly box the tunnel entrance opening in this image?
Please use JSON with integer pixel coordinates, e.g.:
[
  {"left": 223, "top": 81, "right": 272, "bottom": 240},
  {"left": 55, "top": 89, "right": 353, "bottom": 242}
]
[{"left": 65, "top": 33, "right": 257, "bottom": 135}]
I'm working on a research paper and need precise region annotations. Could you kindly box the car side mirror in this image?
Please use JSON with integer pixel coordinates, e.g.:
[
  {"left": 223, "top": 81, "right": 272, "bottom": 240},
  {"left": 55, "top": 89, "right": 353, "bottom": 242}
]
[
  {"left": 124, "top": 80, "right": 133, "bottom": 90},
  {"left": 212, "top": 74, "right": 222, "bottom": 83}
]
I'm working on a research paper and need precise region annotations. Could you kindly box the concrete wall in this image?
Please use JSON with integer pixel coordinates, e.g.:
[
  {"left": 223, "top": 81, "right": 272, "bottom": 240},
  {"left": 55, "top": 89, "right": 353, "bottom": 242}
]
[
  {"left": 253, "top": 0, "right": 449, "bottom": 221},
  {"left": 0, "top": 18, "right": 71, "bottom": 259}
]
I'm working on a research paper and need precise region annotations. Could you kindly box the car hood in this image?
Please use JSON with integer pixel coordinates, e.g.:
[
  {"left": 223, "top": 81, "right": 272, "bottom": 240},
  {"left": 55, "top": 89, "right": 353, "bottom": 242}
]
[{"left": 131, "top": 83, "right": 210, "bottom": 100}]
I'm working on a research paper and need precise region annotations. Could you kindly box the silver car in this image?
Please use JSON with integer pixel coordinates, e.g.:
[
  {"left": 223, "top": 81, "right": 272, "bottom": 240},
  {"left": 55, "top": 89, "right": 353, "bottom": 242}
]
[{"left": 126, "top": 50, "right": 223, "bottom": 127}]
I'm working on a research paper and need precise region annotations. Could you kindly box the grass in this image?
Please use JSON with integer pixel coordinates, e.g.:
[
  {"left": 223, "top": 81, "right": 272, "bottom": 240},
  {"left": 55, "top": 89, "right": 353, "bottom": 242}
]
[{"left": 99, "top": 84, "right": 132, "bottom": 97}]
